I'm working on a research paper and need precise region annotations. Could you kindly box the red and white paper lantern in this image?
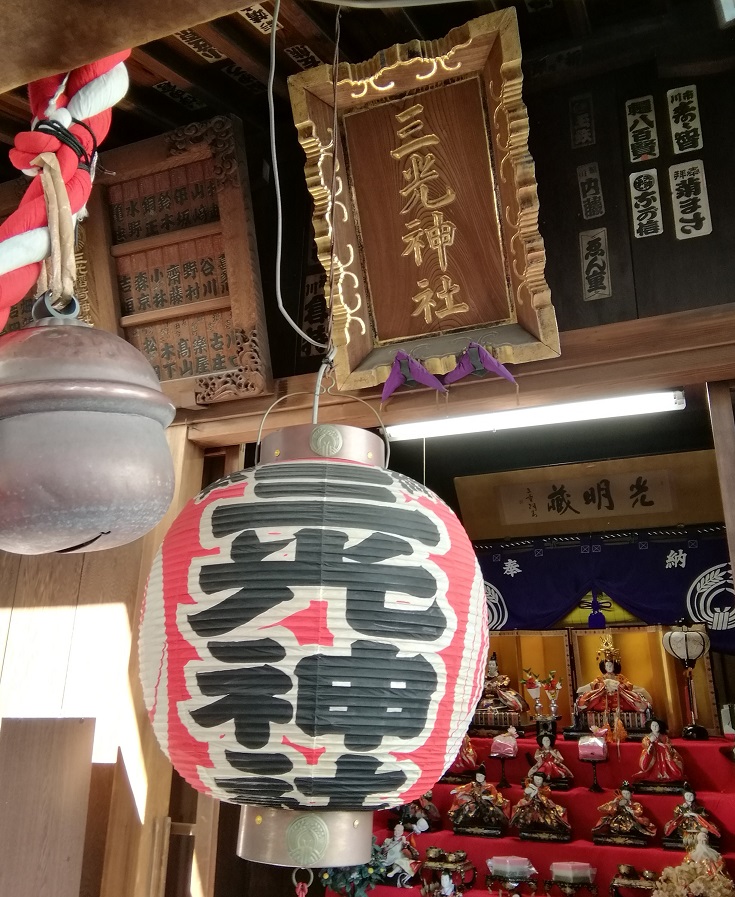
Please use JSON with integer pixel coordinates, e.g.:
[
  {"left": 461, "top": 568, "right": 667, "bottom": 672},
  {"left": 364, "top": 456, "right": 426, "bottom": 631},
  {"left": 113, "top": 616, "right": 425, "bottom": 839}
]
[{"left": 139, "top": 424, "right": 487, "bottom": 865}]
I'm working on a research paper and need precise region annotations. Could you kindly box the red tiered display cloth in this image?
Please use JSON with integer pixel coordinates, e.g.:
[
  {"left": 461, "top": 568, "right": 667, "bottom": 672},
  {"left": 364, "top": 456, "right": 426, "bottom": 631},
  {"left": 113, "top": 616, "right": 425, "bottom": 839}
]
[{"left": 366, "top": 737, "right": 735, "bottom": 896}]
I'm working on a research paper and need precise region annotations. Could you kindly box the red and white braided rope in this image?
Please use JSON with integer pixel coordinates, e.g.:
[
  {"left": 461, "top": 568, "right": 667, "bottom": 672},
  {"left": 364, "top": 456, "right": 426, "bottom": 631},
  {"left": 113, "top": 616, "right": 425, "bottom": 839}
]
[{"left": 0, "top": 51, "right": 130, "bottom": 330}]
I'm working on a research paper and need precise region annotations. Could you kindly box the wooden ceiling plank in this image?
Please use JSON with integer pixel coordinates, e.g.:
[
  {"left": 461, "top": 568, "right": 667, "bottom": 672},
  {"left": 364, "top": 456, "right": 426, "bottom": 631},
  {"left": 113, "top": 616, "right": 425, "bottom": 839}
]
[
  {"left": 131, "top": 47, "right": 195, "bottom": 92},
  {"left": 193, "top": 19, "right": 286, "bottom": 96},
  {"left": 137, "top": 37, "right": 274, "bottom": 130},
  {"left": 380, "top": 7, "right": 427, "bottom": 42},
  {"left": 280, "top": 0, "right": 348, "bottom": 63},
  {"left": 135, "top": 42, "right": 241, "bottom": 117},
  {"left": 117, "top": 86, "right": 192, "bottom": 132},
  {"left": 563, "top": 0, "right": 592, "bottom": 38},
  {"left": 0, "top": 109, "right": 24, "bottom": 145}
]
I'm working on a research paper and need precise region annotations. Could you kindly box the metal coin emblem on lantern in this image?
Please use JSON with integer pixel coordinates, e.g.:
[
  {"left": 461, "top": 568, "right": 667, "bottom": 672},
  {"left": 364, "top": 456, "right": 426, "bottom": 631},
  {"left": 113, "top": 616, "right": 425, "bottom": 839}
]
[{"left": 138, "top": 423, "right": 488, "bottom": 867}]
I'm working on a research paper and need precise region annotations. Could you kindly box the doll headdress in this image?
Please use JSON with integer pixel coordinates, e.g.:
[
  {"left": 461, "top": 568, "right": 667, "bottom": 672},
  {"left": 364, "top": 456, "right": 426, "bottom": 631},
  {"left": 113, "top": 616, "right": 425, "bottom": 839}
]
[{"left": 597, "top": 633, "right": 621, "bottom": 664}]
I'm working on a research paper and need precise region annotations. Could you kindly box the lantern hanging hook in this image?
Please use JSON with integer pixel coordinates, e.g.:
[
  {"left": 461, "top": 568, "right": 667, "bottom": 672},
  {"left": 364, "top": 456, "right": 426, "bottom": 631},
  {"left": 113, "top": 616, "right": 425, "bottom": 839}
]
[{"left": 292, "top": 867, "right": 313, "bottom": 896}]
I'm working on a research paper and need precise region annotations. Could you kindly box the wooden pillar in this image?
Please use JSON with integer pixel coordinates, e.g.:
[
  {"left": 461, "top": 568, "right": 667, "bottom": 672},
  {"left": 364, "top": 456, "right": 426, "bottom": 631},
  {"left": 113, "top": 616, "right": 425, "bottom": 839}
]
[
  {"left": 706, "top": 381, "right": 735, "bottom": 567},
  {"left": 100, "top": 425, "right": 205, "bottom": 897}
]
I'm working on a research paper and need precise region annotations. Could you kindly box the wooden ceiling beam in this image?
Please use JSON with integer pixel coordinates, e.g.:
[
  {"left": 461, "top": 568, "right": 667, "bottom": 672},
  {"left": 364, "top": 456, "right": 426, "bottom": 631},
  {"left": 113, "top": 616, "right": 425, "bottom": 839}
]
[
  {"left": 562, "top": 0, "right": 592, "bottom": 38},
  {"left": 0, "top": 114, "right": 21, "bottom": 146},
  {"left": 381, "top": 7, "right": 427, "bottom": 42},
  {"left": 179, "top": 305, "right": 735, "bottom": 447},
  {"left": 117, "top": 87, "right": 192, "bottom": 132},
  {"left": 193, "top": 18, "right": 288, "bottom": 97},
  {"left": 133, "top": 42, "right": 248, "bottom": 120},
  {"left": 0, "top": 1, "right": 272, "bottom": 94},
  {"left": 280, "top": 0, "right": 347, "bottom": 62}
]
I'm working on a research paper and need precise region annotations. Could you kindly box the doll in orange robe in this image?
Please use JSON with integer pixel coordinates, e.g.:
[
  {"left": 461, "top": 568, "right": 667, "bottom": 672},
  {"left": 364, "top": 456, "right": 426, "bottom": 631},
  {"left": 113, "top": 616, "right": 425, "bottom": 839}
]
[
  {"left": 635, "top": 718, "right": 685, "bottom": 783},
  {"left": 449, "top": 765, "right": 510, "bottom": 831}
]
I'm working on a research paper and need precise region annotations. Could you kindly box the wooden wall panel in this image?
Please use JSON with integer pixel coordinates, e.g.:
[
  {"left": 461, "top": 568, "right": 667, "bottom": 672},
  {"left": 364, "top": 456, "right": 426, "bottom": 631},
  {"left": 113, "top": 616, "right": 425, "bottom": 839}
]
[{"left": 0, "top": 718, "right": 95, "bottom": 897}]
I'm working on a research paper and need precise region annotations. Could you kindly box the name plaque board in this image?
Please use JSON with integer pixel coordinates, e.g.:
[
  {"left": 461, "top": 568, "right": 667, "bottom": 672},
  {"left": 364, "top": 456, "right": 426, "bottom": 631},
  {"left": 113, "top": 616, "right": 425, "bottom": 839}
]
[{"left": 289, "top": 8, "right": 559, "bottom": 390}]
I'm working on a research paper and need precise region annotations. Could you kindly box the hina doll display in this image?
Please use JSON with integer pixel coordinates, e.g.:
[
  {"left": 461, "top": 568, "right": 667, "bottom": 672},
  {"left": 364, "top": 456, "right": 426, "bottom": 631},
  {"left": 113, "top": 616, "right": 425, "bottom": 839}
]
[
  {"left": 476, "top": 652, "right": 529, "bottom": 714},
  {"left": 663, "top": 783, "right": 721, "bottom": 850},
  {"left": 634, "top": 718, "right": 685, "bottom": 792},
  {"left": 381, "top": 823, "right": 421, "bottom": 888},
  {"left": 528, "top": 731, "right": 574, "bottom": 790},
  {"left": 510, "top": 771, "right": 572, "bottom": 842},
  {"left": 448, "top": 764, "right": 511, "bottom": 837},
  {"left": 592, "top": 781, "right": 657, "bottom": 846}
]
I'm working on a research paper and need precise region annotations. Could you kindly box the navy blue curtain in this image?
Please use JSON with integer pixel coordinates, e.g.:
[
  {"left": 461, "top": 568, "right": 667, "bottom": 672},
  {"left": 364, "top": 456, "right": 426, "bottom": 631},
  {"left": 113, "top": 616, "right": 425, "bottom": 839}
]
[{"left": 475, "top": 527, "right": 735, "bottom": 653}]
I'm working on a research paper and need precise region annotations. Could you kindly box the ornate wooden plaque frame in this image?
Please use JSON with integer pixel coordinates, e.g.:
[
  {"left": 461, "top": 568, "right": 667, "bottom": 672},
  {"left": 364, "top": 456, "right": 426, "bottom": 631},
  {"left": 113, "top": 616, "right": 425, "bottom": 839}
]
[
  {"left": 86, "top": 115, "right": 272, "bottom": 409},
  {"left": 289, "top": 8, "right": 559, "bottom": 391}
]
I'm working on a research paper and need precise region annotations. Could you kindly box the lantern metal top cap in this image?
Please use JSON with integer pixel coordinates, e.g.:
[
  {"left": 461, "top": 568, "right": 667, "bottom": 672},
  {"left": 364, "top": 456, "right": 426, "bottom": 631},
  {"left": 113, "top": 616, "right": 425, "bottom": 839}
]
[{"left": 260, "top": 423, "right": 386, "bottom": 467}]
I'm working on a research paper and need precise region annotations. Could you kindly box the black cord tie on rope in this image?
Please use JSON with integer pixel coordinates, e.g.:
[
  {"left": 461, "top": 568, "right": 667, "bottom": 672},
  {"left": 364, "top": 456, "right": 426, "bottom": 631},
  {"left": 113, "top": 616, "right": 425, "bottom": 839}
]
[{"left": 32, "top": 118, "right": 98, "bottom": 175}]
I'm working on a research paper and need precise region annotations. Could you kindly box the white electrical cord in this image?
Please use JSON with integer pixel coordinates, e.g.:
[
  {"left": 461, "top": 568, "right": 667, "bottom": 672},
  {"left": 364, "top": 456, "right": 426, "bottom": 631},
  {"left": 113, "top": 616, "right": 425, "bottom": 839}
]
[
  {"left": 268, "top": 0, "right": 330, "bottom": 349},
  {"left": 309, "top": 0, "right": 469, "bottom": 6}
]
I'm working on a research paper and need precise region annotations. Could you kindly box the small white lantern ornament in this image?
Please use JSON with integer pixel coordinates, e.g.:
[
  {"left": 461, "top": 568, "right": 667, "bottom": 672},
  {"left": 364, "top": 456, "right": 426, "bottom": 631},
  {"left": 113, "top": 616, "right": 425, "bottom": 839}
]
[
  {"left": 662, "top": 622, "right": 711, "bottom": 740},
  {"left": 139, "top": 423, "right": 488, "bottom": 867}
]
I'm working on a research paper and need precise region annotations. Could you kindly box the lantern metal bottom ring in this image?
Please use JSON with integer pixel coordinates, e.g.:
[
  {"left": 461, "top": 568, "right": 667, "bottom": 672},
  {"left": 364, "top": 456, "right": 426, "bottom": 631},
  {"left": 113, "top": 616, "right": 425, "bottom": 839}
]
[{"left": 237, "top": 805, "right": 373, "bottom": 868}]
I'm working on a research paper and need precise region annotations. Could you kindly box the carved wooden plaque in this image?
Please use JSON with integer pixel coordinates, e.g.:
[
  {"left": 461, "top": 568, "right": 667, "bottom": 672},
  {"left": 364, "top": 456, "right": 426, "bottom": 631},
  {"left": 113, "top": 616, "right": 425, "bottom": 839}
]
[
  {"left": 89, "top": 115, "right": 272, "bottom": 408},
  {"left": 289, "top": 8, "right": 560, "bottom": 390}
]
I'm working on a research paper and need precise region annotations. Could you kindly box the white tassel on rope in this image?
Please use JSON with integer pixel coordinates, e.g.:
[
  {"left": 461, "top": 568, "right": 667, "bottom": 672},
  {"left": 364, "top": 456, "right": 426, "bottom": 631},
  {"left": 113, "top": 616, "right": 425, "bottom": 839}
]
[{"left": 0, "top": 61, "right": 128, "bottom": 278}]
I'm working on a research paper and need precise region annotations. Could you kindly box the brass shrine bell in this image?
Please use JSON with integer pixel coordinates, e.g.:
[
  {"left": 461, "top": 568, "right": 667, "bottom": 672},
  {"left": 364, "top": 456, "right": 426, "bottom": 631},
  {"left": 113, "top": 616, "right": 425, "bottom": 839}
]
[{"left": 0, "top": 303, "right": 176, "bottom": 554}]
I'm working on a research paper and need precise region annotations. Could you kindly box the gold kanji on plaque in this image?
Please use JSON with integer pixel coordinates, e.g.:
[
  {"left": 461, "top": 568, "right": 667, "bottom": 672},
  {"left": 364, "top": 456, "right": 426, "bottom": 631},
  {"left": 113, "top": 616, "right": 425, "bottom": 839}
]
[{"left": 289, "top": 8, "right": 560, "bottom": 390}]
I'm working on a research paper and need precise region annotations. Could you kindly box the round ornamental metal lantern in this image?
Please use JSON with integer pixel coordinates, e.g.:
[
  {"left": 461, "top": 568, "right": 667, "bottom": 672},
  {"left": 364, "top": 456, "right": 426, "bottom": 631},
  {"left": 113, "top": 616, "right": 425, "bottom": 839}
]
[
  {"left": 0, "top": 313, "right": 176, "bottom": 554},
  {"left": 139, "top": 423, "right": 488, "bottom": 867}
]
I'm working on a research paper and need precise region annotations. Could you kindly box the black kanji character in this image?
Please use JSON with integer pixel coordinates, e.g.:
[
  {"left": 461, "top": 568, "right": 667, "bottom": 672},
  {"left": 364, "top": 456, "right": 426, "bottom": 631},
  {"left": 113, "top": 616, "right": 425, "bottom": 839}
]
[
  {"left": 295, "top": 640, "right": 436, "bottom": 751},
  {"left": 295, "top": 754, "right": 406, "bottom": 808}
]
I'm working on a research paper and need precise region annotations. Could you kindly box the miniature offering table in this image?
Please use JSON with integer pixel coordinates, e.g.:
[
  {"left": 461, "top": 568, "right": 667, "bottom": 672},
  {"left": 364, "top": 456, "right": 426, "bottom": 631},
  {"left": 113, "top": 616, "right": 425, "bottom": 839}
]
[
  {"left": 421, "top": 858, "right": 476, "bottom": 890},
  {"left": 608, "top": 878, "right": 657, "bottom": 896},
  {"left": 485, "top": 872, "right": 538, "bottom": 895},
  {"left": 544, "top": 881, "right": 598, "bottom": 896}
]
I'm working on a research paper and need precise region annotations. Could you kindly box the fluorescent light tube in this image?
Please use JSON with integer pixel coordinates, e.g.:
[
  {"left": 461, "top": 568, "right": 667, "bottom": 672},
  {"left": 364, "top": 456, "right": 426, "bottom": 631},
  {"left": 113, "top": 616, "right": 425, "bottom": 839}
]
[{"left": 385, "top": 390, "right": 686, "bottom": 441}]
